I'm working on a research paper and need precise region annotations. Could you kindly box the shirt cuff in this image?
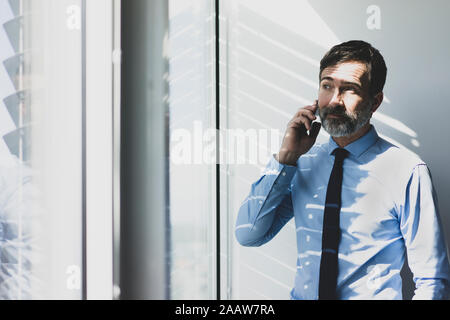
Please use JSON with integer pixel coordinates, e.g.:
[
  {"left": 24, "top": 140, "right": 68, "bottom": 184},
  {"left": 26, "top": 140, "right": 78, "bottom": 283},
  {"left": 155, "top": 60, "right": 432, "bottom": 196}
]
[{"left": 261, "top": 153, "right": 297, "bottom": 186}]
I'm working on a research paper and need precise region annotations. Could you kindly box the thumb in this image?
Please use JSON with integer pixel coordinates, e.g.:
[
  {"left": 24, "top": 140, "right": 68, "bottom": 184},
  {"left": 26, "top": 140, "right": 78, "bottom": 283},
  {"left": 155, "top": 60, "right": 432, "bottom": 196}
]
[{"left": 309, "top": 121, "right": 321, "bottom": 140}]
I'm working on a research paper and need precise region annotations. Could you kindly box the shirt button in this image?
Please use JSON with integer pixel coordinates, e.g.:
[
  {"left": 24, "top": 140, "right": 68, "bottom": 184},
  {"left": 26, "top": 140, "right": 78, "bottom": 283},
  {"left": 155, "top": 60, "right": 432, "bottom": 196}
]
[
  {"left": 282, "top": 172, "right": 286, "bottom": 176},
  {"left": 304, "top": 285, "right": 309, "bottom": 290},
  {"left": 259, "top": 200, "right": 263, "bottom": 204}
]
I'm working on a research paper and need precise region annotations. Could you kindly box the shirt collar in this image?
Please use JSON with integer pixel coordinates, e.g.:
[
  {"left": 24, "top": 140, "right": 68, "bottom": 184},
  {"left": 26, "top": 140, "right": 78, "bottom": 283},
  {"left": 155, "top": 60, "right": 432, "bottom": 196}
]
[{"left": 327, "top": 125, "right": 379, "bottom": 158}]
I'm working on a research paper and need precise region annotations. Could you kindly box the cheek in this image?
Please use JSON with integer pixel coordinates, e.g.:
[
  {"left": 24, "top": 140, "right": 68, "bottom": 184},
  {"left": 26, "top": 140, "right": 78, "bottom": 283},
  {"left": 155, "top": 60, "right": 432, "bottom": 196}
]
[
  {"left": 342, "top": 95, "right": 363, "bottom": 113},
  {"left": 318, "top": 91, "right": 332, "bottom": 106}
]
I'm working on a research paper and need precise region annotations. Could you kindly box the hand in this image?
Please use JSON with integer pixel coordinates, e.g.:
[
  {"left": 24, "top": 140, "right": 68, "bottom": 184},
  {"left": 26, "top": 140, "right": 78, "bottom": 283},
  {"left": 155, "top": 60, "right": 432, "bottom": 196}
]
[{"left": 276, "top": 101, "right": 321, "bottom": 165}]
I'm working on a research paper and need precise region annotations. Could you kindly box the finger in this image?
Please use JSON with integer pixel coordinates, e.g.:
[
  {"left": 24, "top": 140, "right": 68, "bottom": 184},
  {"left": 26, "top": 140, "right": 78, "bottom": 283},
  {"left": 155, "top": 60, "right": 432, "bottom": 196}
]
[
  {"left": 294, "top": 107, "right": 315, "bottom": 121},
  {"left": 291, "top": 114, "right": 311, "bottom": 131},
  {"left": 287, "top": 118, "right": 305, "bottom": 131},
  {"left": 299, "top": 109, "right": 317, "bottom": 121},
  {"left": 305, "top": 100, "right": 318, "bottom": 111},
  {"left": 287, "top": 118, "right": 306, "bottom": 132}
]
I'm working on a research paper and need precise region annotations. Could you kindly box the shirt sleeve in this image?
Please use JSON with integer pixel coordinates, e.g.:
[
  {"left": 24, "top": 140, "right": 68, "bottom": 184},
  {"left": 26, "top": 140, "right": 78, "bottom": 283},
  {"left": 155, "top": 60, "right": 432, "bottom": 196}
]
[
  {"left": 398, "top": 164, "right": 450, "bottom": 300},
  {"left": 235, "top": 154, "right": 297, "bottom": 247}
]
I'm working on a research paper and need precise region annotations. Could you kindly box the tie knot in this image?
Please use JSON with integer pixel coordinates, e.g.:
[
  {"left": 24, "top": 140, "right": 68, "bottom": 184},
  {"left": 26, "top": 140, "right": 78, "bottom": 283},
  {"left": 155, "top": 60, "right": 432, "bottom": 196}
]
[{"left": 332, "top": 148, "right": 349, "bottom": 162}]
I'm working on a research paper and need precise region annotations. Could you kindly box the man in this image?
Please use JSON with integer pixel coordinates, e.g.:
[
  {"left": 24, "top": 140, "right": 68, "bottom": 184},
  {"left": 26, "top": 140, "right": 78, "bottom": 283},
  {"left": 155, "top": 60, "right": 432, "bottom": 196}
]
[{"left": 235, "top": 40, "right": 450, "bottom": 300}]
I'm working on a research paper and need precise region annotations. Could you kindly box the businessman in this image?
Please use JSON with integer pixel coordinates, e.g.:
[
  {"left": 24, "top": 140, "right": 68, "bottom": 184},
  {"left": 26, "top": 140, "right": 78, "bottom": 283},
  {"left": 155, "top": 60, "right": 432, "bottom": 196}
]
[{"left": 235, "top": 40, "right": 450, "bottom": 299}]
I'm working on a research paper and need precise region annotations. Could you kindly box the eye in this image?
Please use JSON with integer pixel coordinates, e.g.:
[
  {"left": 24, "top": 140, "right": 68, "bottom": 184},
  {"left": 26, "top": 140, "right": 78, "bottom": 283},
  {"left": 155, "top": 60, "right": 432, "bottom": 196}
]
[
  {"left": 321, "top": 83, "right": 332, "bottom": 90},
  {"left": 342, "top": 86, "right": 358, "bottom": 93}
]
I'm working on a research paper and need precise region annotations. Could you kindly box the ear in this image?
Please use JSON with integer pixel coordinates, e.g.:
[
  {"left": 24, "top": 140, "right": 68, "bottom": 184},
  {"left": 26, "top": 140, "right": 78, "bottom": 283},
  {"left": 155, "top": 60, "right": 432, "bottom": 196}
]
[{"left": 371, "top": 92, "right": 383, "bottom": 113}]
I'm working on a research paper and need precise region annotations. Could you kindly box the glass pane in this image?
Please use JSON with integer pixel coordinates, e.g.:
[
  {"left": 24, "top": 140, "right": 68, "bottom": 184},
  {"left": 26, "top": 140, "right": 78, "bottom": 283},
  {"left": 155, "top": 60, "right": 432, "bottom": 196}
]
[
  {"left": 220, "top": 0, "right": 301, "bottom": 300},
  {"left": 168, "top": 0, "right": 216, "bottom": 299},
  {"left": 0, "top": 0, "right": 83, "bottom": 298}
]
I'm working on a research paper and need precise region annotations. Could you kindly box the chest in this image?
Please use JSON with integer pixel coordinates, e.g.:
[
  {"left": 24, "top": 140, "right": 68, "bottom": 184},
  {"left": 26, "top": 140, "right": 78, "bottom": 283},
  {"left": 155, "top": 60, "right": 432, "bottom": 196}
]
[{"left": 291, "top": 161, "right": 401, "bottom": 242}]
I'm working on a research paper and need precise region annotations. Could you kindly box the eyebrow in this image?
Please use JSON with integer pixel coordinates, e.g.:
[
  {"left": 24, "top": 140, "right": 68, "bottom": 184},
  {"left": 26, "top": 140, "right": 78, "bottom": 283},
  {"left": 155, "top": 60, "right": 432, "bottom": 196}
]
[{"left": 320, "top": 76, "right": 362, "bottom": 90}]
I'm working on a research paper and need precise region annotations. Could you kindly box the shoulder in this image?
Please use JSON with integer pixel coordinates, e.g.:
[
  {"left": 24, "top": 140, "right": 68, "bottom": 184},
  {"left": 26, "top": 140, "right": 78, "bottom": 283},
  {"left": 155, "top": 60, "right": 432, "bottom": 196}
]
[
  {"left": 371, "top": 135, "right": 425, "bottom": 169},
  {"left": 370, "top": 135, "right": 431, "bottom": 197}
]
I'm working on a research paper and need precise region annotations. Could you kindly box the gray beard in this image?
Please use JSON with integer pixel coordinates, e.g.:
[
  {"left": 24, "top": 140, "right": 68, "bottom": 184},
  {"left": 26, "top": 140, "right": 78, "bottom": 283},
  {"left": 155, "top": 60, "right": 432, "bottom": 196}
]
[{"left": 320, "top": 104, "right": 372, "bottom": 137}]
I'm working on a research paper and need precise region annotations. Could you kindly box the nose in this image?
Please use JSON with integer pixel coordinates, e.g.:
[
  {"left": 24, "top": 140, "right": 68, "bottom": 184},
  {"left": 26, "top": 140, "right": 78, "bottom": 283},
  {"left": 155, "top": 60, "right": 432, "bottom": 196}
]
[{"left": 328, "top": 88, "right": 344, "bottom": 107}]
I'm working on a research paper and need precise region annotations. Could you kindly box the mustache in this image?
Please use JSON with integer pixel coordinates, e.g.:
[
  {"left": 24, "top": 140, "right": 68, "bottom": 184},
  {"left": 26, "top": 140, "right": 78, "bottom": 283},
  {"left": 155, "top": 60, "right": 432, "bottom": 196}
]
[{"left": 322, "top": 106, "right": 349, "bottom": 117}]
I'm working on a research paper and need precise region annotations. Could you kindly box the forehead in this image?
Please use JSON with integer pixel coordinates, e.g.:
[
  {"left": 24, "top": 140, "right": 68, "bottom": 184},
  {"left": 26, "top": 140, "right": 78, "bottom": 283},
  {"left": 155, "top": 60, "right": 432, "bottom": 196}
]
[{"left": 321, "top": 61, "right": 368, "bottom": 84}]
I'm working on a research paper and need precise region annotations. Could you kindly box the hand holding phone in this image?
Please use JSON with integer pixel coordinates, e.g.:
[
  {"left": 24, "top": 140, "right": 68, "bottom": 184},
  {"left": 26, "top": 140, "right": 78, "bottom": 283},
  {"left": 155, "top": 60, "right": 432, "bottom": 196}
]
[{"left": 276, "top": 100, "right": 321, "bottom": 166}]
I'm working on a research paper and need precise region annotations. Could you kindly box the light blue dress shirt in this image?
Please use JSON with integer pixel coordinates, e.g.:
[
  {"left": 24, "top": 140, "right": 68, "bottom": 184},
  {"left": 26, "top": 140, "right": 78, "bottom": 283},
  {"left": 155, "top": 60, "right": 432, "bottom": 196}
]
[{"left": 235, "top": 125, "right": 450, "bottom": 299}]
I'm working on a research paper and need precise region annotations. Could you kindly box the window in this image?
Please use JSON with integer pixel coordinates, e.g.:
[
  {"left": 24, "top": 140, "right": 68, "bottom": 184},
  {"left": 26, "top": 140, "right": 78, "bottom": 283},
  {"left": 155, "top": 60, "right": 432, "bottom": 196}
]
[
  {"left": 168, "top": 0, "right": 216, "bottom": 299},
  {"left": 1, "top": 0, "right": 449, "bottom": 300},
  {"left": 0, "top": 0, "right": 117, "bottom": 299},
  {"left": 0, "top": 0, "right": 85, "bottom": 298}
]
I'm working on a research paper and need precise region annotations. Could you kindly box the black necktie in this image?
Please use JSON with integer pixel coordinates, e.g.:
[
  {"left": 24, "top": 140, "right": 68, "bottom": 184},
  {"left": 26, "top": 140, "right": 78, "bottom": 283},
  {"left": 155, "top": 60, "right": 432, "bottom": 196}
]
[{"left": 318, "top": 148, "right": 349, "bottom": 300}]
